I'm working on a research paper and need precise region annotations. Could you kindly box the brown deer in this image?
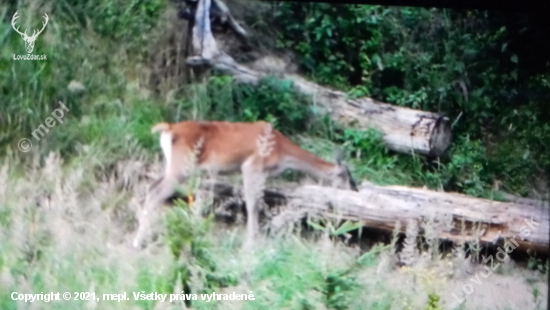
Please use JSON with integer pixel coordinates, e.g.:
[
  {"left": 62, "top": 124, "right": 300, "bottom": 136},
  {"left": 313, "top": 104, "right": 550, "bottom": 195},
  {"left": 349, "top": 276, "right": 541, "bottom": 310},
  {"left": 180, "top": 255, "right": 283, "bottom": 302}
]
[{"left": 132, "top": 121, "right": 357, "bottom": 248}]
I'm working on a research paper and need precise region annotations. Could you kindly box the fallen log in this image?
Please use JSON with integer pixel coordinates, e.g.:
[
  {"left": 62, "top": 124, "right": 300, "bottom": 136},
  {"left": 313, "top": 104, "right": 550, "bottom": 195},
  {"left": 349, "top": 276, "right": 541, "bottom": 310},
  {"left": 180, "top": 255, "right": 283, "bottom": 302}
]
[
  {"left": 285, "top": 75, "right": 452, "bottom": 157},
  {"left": 184, "top": 0, "right": 452, "bottom": 157},
  {"left": 200, "top": 180, "right": 550, "bottom": 254}
]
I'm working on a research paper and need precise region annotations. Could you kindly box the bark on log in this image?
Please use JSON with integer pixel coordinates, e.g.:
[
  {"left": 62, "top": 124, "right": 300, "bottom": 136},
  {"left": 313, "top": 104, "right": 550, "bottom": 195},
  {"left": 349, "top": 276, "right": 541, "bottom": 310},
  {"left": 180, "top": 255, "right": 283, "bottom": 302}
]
[
  {"left": 200, "top": 180, "right": 550, "bottom": 254},
  {"left": 286, "top": 75, "right": 453, "bottom": 157},
  {"left": 185, "top": 0, "right": 452, "bottom": 157}
]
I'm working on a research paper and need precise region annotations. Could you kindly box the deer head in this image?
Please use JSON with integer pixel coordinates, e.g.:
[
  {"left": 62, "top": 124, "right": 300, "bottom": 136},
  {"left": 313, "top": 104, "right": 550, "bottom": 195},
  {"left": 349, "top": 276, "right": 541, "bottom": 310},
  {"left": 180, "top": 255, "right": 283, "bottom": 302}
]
[
  {"left": 12, "top": 11, "right": 49, "bottom": 54},
  {"left": 333, "top": 148, "right": 358, "bottom": 191}
]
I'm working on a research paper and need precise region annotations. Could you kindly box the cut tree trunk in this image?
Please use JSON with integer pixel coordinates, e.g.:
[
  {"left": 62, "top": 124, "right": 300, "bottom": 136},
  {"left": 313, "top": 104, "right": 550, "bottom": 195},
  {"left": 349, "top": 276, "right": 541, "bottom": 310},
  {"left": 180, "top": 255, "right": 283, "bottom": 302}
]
[
  {"left": 185, "top": 0, "right": 452, "bottom": 157},
  {"left": 200, "top": 180, "right": 550, "bottom": 254},
  {"left": 284, "top": 75, "right": 452, "bottom": 157}
]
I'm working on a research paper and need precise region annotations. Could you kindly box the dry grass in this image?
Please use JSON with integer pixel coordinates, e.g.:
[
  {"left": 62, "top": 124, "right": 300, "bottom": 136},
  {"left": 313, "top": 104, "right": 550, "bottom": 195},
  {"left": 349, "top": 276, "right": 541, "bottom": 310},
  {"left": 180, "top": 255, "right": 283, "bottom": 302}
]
[
  {"left": 0, "top": 152, "right": 176, "bottom": 309},
  {"left": 7, "top": 140, "right": 547, "bottom": 308},
  {"left": 0, "top": 149, "right": 547, "bottom": 310}
]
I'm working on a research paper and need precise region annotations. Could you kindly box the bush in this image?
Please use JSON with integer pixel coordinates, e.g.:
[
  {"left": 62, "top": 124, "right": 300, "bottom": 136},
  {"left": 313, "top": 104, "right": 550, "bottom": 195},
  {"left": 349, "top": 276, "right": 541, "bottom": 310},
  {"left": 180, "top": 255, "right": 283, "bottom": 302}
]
[
  {"left": 201, "top": 76, "right": 313, "bottom": 135},
  {"left": 274, "top": 4, "right": 550, "bottom": 196}
]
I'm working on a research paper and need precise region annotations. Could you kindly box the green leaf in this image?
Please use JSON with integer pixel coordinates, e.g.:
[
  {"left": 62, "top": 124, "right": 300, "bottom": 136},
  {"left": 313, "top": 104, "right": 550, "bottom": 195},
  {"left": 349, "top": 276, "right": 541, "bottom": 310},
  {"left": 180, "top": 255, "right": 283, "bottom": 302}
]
[
  {"left": 334, "top": 221, "right": 364, "bottom": 235},
  {"left": 307, "top": 219, "right": 327, "bottom": 232}
]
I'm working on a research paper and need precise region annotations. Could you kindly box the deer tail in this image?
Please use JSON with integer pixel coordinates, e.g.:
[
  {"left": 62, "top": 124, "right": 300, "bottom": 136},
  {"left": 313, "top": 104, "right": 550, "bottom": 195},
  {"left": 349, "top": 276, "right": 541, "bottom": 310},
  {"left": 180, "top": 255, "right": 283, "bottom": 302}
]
[{"left": 151, "top": 122, "right": 171, "bottom": 134}]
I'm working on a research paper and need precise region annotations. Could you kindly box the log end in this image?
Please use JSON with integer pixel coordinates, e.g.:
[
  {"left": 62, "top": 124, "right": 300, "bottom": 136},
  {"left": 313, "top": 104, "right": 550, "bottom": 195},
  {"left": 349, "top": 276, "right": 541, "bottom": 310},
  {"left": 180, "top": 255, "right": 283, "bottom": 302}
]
[{"left": 429, "top": 116, "right": 452, "bottom": 157}]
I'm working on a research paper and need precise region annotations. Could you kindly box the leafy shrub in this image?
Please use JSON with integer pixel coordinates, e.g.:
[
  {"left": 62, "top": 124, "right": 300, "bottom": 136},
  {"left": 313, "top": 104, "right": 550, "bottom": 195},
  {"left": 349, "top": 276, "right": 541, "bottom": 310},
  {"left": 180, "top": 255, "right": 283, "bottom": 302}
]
[
  {"left": 274, "top": 3, "right": 550, "bottom": 196},
  {"left": 234, "top": 77, "right": 312, "bottom": 134},
  {"left": 198, "top": 76, "right": 313, "bottom": 135},
  {"left": 275, "top": 4, "right": 385, "bottom": 90},
  {"left": 342, "top": 128, "right": 394, "bottom": 167},
  {"left": 165, "top": 200, "right": 238, "bottom": 300},
  {"left": 60, "top": 0, "right": 164, "bottom": 50},
  {"left": 443, "top": 136, "right": 490, "bottom": 197}
]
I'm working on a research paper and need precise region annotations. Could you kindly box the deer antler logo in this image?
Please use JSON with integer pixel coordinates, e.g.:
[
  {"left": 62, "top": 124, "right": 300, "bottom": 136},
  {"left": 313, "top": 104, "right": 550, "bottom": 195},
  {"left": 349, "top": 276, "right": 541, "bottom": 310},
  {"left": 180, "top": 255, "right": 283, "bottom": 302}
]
[{"left": 11, "top": 11, "right": 49, "bottom": 54}]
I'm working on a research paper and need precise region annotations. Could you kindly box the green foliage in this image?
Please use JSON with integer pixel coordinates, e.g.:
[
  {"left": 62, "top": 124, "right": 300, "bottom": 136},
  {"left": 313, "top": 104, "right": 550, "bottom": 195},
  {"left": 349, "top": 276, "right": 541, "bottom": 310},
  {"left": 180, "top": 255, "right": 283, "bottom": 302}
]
[
  {"left": 336, "top": 128, "right": 527, "bottom": 198},
  {"left": 342, "top": 128, "right": 396, "bottom": 169},
  {"left": 60, "top": 0, "right": 164, "bottom": 51},
  {"left": 165, "top": 200, "right": 213, "bottom": 258},
  {"left": 526, "top": 249, "right": 549, "bottom": 274},
  {"left": 324, "top": 271, "right": 358, "bottom": 310},
  {"left": 234, "top": 77, "right": 312, "bottom": 134},
  {"left": 275, "top": 4, "right": 386, "bottom": 90},
  {"left": 39, "top": 99, "right": 167, "bottom": 174},
  {"left": 3, "top": 0, "right": 549, "bottom": 309},
  {"left": 239, "top": 78, "right": 308, "bottom": 133},
  {"left": 252, "top": 240, "right": 369, "bottom": 310},
  {"left": 0, "top": 0, "right": 164, "bottom": 157},
  {"left": 192, "top": 70, "right": 542, "bottom": 199},
  {"left": 425, "top": 293, "right": 443, "bottom": 310},
  {"left": 180, "top": 75, "right": 313, "bottom": 135},
  {"left": 444, "top": 136, "right": 489, "bottom": 197},
  {"left": 205, "top": 75, "right": 238, "bottom": 121},
  {"left": 356, "top": 244, "right": 387, "bottom": 267},
  {"left": 165, "top": 199, "right": 238, "bottom": 297},
  {"left": 307, "top": 218, "right": 364, "bottom": 237},
  {"left": 274, "top": 4, "right": 549, "bottom": 197}
]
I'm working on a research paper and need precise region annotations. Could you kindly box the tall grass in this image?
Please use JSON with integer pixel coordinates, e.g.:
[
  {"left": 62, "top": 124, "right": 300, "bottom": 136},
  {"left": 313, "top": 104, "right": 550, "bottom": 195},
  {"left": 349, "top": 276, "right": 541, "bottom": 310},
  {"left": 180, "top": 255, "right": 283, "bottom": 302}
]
[
  {"left": 0, "top": 153, "right": 176, "bottom": 310},
  {"left": 0, "top": 0, "right": 164, "bottom": 157},
  {"left": 0, "top": 153, "right": 400, "bottom": 310},
  {"left": 0, "top": 1, "right": 547, "bottom": 310},
  {"left": 1, "top": 151, "right": 547, "bottom": 310}
]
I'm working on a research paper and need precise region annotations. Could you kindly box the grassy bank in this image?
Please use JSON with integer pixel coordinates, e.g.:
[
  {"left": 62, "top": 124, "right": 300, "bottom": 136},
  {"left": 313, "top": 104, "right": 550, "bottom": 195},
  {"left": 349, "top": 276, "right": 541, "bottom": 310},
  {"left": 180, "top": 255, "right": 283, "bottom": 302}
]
[{"left": 0, "top": 1, "right": 548, "bottom": 309}]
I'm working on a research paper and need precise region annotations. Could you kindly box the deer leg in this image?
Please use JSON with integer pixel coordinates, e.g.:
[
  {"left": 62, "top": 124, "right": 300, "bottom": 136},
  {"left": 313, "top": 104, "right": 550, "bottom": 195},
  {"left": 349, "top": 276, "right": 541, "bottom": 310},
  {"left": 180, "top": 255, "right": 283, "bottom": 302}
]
[
  {"left": 133, "top": 176, "right": 178, "bottom": 248},
  {"left": 241, "top": 156, "right": 266, "bottom": 248}
]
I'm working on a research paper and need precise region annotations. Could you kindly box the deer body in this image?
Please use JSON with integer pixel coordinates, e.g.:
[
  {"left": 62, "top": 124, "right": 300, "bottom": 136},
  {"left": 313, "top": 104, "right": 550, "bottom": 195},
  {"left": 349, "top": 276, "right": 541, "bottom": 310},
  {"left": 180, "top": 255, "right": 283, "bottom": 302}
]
[{"left": 132, "top": 120, "right": 357, "bottom": 248}]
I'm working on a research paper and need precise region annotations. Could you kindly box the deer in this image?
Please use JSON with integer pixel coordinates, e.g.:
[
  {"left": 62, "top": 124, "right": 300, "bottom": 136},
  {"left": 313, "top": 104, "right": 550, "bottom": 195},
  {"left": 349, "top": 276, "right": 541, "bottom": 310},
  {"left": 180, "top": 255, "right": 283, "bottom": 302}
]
[
  {"left": 132, "top": 120, "right": 358, "bottom": 249},
  {"left": 11, "top": 11, "right": 49, "bottom": 54}
]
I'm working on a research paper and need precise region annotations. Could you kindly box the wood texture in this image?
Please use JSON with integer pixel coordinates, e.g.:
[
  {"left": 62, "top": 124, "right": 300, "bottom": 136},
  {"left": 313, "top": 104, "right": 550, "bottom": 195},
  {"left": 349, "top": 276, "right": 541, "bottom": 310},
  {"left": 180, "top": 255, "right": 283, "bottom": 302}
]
[{"left": 201, "top": 180, "right": 549, "bottom": 253}]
